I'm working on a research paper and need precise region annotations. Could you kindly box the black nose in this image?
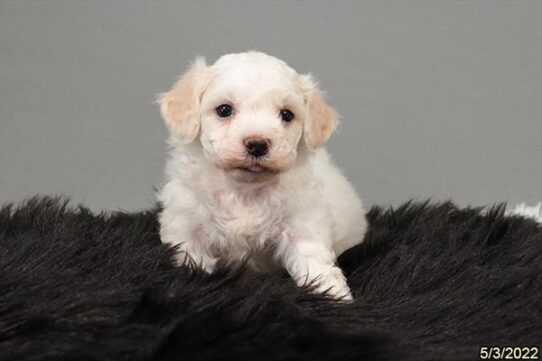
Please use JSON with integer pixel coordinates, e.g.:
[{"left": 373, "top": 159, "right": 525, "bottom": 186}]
[{"left": 244, "top": 138, "right": 270, "bottom": 158}]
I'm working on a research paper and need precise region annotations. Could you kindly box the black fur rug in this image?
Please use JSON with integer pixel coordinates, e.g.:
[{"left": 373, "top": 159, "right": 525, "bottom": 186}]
[{"left": 0, "top": 197, "right": 540, "bottom": 361}]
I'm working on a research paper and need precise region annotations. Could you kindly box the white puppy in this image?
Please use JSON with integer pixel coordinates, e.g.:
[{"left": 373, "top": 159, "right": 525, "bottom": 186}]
[{"left": 158, "top": 51, "right": 366, "bottom": 300}]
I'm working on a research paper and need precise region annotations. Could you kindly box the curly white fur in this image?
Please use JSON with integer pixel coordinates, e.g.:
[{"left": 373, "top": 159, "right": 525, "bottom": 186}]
[{"left": 157, "top": 52, "right": 366, "bottom": 300}]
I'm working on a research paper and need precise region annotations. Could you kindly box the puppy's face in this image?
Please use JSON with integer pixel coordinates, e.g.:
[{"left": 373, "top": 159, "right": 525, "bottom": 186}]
[{"left": 160, "top": 52, "right": 338, "bottom": 183}]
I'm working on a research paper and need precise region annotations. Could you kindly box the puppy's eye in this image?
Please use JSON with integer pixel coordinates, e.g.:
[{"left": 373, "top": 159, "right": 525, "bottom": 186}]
[
  {"left": 280, "top": 109, "right": 294, "bottom": 123},
  {"left": 216, "top": 104, "right": 233, "bottom": 118}
]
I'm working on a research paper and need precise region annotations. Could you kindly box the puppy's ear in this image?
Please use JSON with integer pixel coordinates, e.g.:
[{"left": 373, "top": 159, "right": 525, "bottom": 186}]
[
  {"left": 158, "top": 57, "right": 210, "bottom": 143},
  {"left": 298, "top": 74, "right": 339, "bottom": 150}
]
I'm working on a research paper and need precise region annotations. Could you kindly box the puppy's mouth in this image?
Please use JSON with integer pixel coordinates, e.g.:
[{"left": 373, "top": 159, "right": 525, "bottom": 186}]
[
  {"left": 235, "top": 164, "right": 270, "bottom": 174},
  {"left": 224, "top": 160, "right": 282, "bottom": 182}
]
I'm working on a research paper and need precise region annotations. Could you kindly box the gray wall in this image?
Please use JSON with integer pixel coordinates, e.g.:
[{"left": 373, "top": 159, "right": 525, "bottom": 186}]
[{"left": 1, "top": 1, "right": 541, "bottom": 211}]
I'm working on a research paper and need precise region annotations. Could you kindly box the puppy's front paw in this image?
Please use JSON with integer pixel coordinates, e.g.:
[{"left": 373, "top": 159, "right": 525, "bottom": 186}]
[
  {"left": 197, "top": 257, "right": 217, "bottom": 274},
  {"left": 175, "top": 250, "right": 217, "bottom": 274},
  {"left": 312, "top": 266, "right": 353, "bottom": 302}
]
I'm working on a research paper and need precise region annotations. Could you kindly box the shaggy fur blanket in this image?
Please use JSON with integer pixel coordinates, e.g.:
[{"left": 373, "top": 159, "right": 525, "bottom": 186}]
[{"left": 0, "top": 197, "right": 540, "bottom": 361}]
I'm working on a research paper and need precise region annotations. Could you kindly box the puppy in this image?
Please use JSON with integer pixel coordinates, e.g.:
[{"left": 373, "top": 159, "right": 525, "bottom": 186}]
[{"left": 158, "top": 51, "right": 366, "bottom": 300}]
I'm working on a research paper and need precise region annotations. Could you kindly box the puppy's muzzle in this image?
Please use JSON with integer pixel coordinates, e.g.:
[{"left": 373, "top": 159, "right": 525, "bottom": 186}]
[{"left": 244, "top": 137, "right": 270, "bottom": 158}]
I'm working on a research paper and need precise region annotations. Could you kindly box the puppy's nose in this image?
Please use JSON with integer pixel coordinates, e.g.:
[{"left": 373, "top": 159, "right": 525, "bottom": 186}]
[{"left": 244, "top": 138, "right": 270, "bottom": 158}]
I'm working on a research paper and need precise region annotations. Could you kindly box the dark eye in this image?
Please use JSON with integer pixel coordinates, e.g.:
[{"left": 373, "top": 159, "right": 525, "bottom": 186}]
[
  {"left": 216, "top": 104, "right": 233, "bottom": 118},
  {"left": 280, "top": 109, "right": 294, "bottom": 123}
]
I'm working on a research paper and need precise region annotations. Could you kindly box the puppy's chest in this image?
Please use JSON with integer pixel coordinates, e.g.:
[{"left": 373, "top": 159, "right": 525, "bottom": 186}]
[{"left": 204, "top": 188, "right": 286, "bottom": 249}]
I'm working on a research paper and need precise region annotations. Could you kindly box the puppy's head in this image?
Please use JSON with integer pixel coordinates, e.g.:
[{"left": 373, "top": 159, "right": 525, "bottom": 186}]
[{"left": 159, "top": 51, "right": 338, "bottom": 182}]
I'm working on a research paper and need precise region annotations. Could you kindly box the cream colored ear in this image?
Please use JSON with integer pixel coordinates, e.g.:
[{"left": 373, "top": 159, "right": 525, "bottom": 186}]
[
  {"left": 158, "top": 57, "right": 209, "bottom": 143},
  {"left": 299, "top": 75, "right": 339, "bottom": 150}
]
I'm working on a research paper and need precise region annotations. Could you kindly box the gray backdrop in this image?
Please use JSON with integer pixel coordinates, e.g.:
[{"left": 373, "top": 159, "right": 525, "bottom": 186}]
[{"left": 1, "top": 1, "right": 541, "bottom": 211}]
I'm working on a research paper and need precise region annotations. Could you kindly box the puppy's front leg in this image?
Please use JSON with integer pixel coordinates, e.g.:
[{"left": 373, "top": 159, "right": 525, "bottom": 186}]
[
  {"left": 173, "top": 238, "right": 217, "bottom": 274},
  {"left": 159, "top": 212, "right": 217, "bottom": 273},
  {"left": 277, "top": 233, "right": 353, "bottom": 301},
  {"left": 161, "top": 230, "right": 217, "bottom": 273}
]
